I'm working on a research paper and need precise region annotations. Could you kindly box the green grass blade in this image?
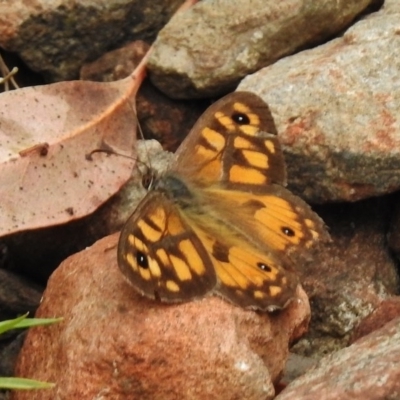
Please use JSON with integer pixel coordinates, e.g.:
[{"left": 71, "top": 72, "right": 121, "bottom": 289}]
[
  {"left": 11, "top": 317, "right": 63, "bottom": 329},
  {"left": 0, "top": 315, "right": 62, "bottom": 335},
  {"left": 0, "top": 314, "right": 29, "bottom": 335},
  {"left": 0, "top": 377, "right": 55, "bottom": 390}
]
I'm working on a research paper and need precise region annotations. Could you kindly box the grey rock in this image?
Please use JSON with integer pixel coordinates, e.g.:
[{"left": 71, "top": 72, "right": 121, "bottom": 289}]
[
  {"left": 0, "top": 270, "right": 41, "bottom": 321},
  {"left": 149, "top": 0, "right": 377, "bottom": 98},
  {"left": 0, "top": 333, "right": 26, "bottom": 377},
  {"left": 276, "top": 317, "right": 400, "bottom": 400},
  {"left": 0, "top": 0, "right": 182, "bottom": 81},
  {"left": 239, "top": 5, "right": 400, "bottom": 202},
  {"left": 292, "top": 197, "right": 399, "bottom": 357}
]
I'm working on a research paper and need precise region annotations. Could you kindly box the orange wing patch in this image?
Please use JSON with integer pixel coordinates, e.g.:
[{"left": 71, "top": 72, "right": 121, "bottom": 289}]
[
  {"left": 201, "top": 186, "right": 328, "bottom": 256},
  {"left": 190, "top": 221, "right": 298, "bottom": 311}
]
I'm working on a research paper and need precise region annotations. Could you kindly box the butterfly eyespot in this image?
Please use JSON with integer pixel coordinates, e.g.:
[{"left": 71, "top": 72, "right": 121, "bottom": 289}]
[
  {"left": 281, "top": 227, "right": 295, "bottom": 237},
  {"left": 232, "top": 112, "right": 250, "bottom": 125},
  {"left": 257, "top": 262, "right": 272, "bottom": 272},
  {"left": 136, "top": 251, "right": 149, "bottom": 269}
]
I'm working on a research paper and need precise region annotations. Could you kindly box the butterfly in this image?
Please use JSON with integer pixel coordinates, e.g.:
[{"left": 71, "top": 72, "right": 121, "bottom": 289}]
[{"left": 117, "top": 91, "right": 329, "bottom": 312}]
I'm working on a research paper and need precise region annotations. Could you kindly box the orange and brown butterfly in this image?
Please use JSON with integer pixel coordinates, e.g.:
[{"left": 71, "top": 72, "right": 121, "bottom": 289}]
[{"left": 117, "top": 91, "right": 329, "bottom": 311}]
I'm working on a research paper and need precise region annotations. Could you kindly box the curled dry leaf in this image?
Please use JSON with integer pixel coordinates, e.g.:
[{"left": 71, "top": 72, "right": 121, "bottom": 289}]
[{"left": 0, "top": 66, "right": 146, "bottom": 236}]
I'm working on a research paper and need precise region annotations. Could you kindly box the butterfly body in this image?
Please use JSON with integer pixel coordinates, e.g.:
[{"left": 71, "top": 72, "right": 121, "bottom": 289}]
[
  {"left": 155, "top": 173, "right": 197, "bottom": 209},
  {"left": 118, "top": 92, "right": 329, "bottom": 311}
]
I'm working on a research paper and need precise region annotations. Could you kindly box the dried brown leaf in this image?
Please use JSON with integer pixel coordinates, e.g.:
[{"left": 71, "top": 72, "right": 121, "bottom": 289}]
[{"left": 0, "top": 69, "right": 145, "bottom": 236}]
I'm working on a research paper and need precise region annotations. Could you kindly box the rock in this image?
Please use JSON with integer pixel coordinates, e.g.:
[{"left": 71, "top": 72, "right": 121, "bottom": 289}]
[
  {"left": 275, "top": 316, "right": 400, "bottom": 400},
  {"left": 0, "top": 268, "right": 40, "bottom": 399},
  {"left": 350, "top": 296, "right": 400, "bottom": 343},
  {"left": 387, "top": 192, "right": 400, "bottom": 261},
  {"left": 292, "top": 197, "right": 399, "bottom": 357},
  {"left": 80, "top": 41, "right": 208, "bottom": 152},
  {"left": 280, "top": 353, "right": 318, "bottom": 386},
  {"left": 0, "top": 269, "right": 41, "bottom": 321},
  {"left": 0, "top": 391, "right": 9, "bottom": 400},
  {"left": 0, "top": 332, "right": 26, "bottom": 377},
  {"left": 239, "top": 4, "right": 400, "bottom": 202},
  {"left": 0, "top": 0, "right": 182, "bottom": 81},
  {"left": 80, "top": 41, "right": 151, "bottom": 83},
  {"left": 383, "top": 0, "right": 400, "bottom": 13},
  {"left": 12, "top": 233, "right": 311, "bottom": 400},
  {"left": 148, "top": 0, "right": 378, "bottom": 98}
]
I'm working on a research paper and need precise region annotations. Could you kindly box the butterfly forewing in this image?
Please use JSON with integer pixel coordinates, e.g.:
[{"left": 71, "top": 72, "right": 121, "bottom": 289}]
[
  {"left": 118, "top": 191, "right": 217, "bottom": 302},
  {"left": 173, "top": 91, "right": 287, "bottom": 188}
]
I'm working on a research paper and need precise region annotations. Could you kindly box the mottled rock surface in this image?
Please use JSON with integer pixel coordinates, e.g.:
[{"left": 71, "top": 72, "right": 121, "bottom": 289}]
[
  {"left": 12, "top": 233, "right": 310, "bottom": 400},
  {"left": 293, "top": 198, "right": 399, "bottom": 356},
  {"left": 149, "top": 0, "right": 376, "bottom": 98},
  {"left": 276, "top": 317, "right": 400, "bottom": 400},
  {"left": 0, "top": 0, "right": 182, "bottom": 81},
  {"left": 239, "top": 4, "right": 400, "bottom": 202}
]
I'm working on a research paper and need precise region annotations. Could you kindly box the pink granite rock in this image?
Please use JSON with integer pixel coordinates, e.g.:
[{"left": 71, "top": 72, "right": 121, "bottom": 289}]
[
  {"left": 12, "top": 233, "right": 310, "bottom": 400},
  {"left": 239, "top": 4, "right": 400, "bottom": 203},
  {"left": 351, "top": 296, "right": 400, "bottom": 343},
  {"left": 276, "top": 317, "right": 400, "bottom": 400}
]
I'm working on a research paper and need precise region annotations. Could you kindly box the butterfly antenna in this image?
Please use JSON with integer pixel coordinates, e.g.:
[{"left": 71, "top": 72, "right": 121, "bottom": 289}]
[
  {"left": 86, "top": 145, "right": 155, "bottom": 188},
  {"left": 85, "top": 146, "right": 135, "bottom": 161},
  {"left": 128, "top": 98, "right": 153, "bottom": 171},
  {"left": 126, "top": 97, "right": 156, "bottom": 189}
]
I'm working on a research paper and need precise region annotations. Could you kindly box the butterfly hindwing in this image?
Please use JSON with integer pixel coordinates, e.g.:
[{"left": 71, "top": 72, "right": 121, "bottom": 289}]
[
  {"left": 213, "top": 246, "right": 298, "bottom": 311},
  {"left": 118, "top": 191, "right": 217, "bottom": 302},
  {"left": 200, "top": 184, "right": 329, "bottom": 258},
  {"left": 188, "top": 222, "right": 299, "bottom": 311}
]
